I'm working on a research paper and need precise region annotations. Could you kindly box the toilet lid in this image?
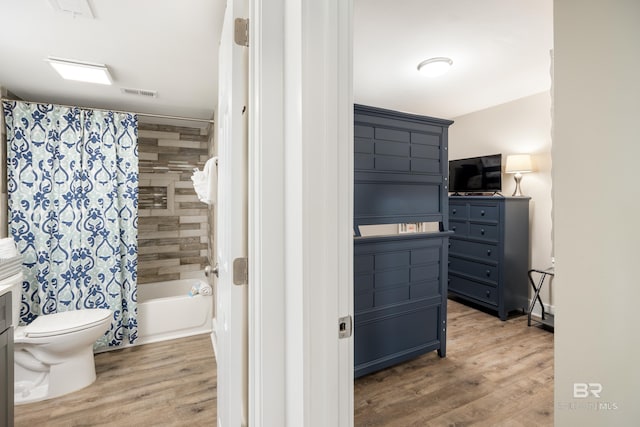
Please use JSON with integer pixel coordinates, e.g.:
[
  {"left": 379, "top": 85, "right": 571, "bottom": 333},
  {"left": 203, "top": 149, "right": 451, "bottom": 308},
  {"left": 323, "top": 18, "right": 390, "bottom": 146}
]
[{"left": 24, "top": 309, "right": 112, "bottom": 338}]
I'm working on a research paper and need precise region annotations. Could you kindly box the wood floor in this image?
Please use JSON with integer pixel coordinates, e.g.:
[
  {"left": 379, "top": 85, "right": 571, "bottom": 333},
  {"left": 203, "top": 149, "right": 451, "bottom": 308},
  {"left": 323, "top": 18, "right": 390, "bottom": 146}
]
[
  {"left": 354, "top": 298, "right": 554, "bottom": 426},
  {"left": 14, "top": 299, "right": 553, "bottom": 426},
  {"left": 14, "top": 334, "right": 217, "bottom": 427}
]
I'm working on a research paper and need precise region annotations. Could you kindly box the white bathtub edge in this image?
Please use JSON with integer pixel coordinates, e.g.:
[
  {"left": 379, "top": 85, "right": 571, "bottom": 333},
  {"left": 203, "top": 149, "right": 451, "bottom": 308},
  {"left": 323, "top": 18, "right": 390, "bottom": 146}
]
[{"left": 96, "top": 279, "right": 214, "bottom": 352}]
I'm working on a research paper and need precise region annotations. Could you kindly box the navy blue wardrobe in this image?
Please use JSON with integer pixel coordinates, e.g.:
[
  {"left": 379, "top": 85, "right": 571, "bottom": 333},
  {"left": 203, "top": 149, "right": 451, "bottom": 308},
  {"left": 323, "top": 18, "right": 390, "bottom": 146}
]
[{"left": 353, "top": 105, "right": 453, "bottom": 378}]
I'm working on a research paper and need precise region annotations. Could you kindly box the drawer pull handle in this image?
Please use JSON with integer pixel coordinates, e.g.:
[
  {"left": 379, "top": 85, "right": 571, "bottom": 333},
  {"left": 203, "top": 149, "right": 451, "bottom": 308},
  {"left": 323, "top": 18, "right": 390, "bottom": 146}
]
[
  {"left": 486, "top": 270, "right": 491, "bottom": 277},
  {"left": 486, "top": 290, "right": 491, "bottom": 297},
  {"left": 480, "top": 210, "right": 486, "bottom": 216},
  {"left": 487, "top": 249, "right": 492, "bottom": 256},
  {"left": 452, "top": 209, "right": 457, "bottom": 214},
  {"left": 480, "top": 228, "right": 485, "bottom": 235},
  {"left": 452, "top": 226, "right": 457, "bottom": 231}
]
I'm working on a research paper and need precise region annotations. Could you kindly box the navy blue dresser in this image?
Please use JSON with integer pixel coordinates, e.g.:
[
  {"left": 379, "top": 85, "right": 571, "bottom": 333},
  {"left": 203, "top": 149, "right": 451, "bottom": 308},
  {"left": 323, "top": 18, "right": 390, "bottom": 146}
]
[
  {"left": 448, "top": 196, "right": 530, "bottom": 320},
  {"left": 354, "top": 105, "right": 453, "bottom": 378}
]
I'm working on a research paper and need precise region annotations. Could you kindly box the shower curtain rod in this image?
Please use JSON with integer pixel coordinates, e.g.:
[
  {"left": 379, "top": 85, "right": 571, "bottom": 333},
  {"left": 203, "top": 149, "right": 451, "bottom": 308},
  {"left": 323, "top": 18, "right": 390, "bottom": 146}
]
[{"left": 0, "top": 97, "right": 215, "bottom": 124}]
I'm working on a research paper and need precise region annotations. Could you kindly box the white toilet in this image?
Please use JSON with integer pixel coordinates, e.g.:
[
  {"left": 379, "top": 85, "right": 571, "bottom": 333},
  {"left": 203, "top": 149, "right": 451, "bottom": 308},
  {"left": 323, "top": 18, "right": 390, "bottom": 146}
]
[{"left": 7, "top": 274, "right": 112, "bottom": 404}]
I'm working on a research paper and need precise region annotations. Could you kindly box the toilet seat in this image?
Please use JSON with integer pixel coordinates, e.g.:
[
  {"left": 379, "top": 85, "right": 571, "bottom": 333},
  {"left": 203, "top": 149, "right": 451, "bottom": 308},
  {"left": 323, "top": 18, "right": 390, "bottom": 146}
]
[{"left": 23, "top": 309, "right": 112, "bottom": 338}]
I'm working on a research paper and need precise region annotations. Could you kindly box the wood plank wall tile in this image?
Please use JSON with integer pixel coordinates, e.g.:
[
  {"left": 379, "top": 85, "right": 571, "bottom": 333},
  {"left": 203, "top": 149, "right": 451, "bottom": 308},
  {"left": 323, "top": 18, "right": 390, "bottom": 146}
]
[{"left": 137, "top": 122, "right": 212, "bottom": 285}]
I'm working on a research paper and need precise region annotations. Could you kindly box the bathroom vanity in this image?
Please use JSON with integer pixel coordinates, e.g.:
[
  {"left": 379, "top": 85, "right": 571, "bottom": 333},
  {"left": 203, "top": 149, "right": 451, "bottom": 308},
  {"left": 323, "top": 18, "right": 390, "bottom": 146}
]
[{"left": 0, "top": 287, "right": 14, "bottom": 427}]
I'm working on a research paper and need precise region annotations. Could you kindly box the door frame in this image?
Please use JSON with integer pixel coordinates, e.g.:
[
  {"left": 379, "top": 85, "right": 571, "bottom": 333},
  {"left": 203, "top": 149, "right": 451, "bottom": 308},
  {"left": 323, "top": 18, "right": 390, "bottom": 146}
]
[
  {"left": 248, "top": 0, "right": 354, "bottom": 425},
  {"left": 216, "top": 0, "right": 249, "bottom": 425}
]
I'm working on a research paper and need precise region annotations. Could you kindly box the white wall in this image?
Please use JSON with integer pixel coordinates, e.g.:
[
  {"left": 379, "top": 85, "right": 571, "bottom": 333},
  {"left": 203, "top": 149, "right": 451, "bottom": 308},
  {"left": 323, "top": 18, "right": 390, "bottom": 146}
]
[
  {"left": 554, "top": 0, "right": 640, "bottom": 425},
  {"left": 449, "top": 92, "right": 554, "bottom": 309}
]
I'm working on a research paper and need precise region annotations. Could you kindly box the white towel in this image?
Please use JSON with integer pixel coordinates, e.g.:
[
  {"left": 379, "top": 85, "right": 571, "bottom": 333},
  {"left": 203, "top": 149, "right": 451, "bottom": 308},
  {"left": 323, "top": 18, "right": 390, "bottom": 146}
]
[
  {"left": 0, "top": 237, "right": 17, "bottom": 258},
  {"left": 199, "top": 284, "right": 213, "bottom": 296},
  {"left": 191, "top": 157, "right": 218, "bottom": 205}
]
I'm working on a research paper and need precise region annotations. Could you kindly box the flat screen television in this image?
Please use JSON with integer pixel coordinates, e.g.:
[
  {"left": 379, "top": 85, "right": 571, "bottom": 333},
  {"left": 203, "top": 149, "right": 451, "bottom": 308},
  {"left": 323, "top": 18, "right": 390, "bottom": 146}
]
[{"left": 449, "top": 154, "right": 502, "bottom": 194}]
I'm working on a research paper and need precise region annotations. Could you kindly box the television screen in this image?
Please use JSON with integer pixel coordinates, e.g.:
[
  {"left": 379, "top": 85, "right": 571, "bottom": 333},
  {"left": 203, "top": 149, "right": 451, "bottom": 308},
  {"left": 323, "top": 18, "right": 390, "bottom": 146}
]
[{"left": 449, "top": 154, "right": 502, "bottom": 193}]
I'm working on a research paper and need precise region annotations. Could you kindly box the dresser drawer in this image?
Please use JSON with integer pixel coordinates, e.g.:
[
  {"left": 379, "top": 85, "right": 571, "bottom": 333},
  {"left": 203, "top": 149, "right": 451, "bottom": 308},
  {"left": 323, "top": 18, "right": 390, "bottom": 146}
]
[
  {"left": 449, "top": 274, "right": 498, "bottom": 306},
  {"left": 449, "top": 257, "right": 498, "bottom": 285},
  {"left": 449, "top": 220, "right": 468, "bottom": 237},
  {"left": 449, "top": 238, "right": 498, "bottom": 262},
  {"left": 469, "top": 223, "right": 498, "bottom": 241},
  {"left": 449, "top": 203, "right": 468, "bottom": 220},
  {"left": 470, "top": 204, "right": 499, "bottom": 221}
]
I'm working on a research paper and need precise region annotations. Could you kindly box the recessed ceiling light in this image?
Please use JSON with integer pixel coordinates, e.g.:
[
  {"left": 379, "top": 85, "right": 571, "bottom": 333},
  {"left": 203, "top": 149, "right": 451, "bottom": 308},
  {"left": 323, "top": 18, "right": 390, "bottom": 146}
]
[
  {"left": 46, "top": 57, "right": 113, "bottom": 85},
  {"left": 417, "top": 57, "right": 453, "bottom": 78}
]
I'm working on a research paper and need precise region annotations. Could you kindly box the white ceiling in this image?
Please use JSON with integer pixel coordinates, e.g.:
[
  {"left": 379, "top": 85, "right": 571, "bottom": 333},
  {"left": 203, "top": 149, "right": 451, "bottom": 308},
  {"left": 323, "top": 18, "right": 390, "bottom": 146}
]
[
  {"left": 0, "top": 0, "right": 225, "bottom": 121},
  {"left": 354, "top": 0, "right": 553, "bottom": 119},
  {"left": 0, "top": 0, "right": 552, "bottom": 122}
]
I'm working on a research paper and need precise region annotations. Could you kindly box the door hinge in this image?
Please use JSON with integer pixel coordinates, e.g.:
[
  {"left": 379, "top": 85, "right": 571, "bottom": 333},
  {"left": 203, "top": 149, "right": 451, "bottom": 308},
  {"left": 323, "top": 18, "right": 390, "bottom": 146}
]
[
  {"left": 233, "top": 257, "right": 248, "bottom": 286},
  {"left": 338, "top": 315, "right": 352, "bottom": 339},
  {"left": 234, "top": 18, "right": 249, "bottom": 47}
]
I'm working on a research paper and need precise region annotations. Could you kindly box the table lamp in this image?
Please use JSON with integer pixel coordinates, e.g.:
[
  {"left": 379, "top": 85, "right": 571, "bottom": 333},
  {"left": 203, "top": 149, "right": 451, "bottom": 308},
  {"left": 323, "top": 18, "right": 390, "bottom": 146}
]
[{"left": 505, "top": 154, "right": 533, "bottom": 197}]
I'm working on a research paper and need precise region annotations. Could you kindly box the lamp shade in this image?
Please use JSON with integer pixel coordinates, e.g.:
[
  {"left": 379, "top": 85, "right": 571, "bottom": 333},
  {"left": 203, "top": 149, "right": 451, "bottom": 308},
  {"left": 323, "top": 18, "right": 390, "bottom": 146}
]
[{"left": 505, "top": 154, "right": 533, "bottom": 174}]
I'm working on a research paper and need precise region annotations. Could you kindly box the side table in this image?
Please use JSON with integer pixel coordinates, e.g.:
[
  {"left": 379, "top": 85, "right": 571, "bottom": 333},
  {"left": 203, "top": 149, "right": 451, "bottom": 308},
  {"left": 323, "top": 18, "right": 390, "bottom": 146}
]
[{"left": 527, "top": 267, "right": 555, "bottom": 330}]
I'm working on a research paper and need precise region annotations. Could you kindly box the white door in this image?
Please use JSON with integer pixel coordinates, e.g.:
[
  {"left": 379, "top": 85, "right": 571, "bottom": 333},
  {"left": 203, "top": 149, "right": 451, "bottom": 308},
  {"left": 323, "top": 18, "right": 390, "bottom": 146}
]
[{"left": 216, "top": 0, "right": 248, "bottom": 425}]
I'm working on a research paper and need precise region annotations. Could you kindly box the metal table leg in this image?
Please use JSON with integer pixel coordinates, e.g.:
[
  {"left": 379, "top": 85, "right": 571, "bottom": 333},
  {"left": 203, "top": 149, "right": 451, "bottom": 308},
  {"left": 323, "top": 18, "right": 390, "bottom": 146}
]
[{"left": 527, "top": 268, "right": 555, "bottom": 330}]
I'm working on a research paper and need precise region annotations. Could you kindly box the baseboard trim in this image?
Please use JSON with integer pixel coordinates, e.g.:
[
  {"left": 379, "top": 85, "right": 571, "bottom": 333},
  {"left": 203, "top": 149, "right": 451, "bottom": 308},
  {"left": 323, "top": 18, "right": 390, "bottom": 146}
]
[{"left": 529, "top": 300, "right": 555, "bottom": 317}]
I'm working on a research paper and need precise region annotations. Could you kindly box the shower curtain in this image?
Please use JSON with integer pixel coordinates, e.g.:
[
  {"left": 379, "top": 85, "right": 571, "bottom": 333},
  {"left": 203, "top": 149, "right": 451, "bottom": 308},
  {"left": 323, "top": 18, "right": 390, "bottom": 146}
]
[{"left": 2, "top": 100, "right": 139, "bottom": 349}]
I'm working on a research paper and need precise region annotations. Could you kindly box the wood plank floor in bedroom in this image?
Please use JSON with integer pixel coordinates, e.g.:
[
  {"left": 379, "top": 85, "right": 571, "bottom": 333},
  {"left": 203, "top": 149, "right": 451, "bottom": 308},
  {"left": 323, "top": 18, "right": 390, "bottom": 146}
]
[
  {"left": 14, "top": 299, "right": 553, "bottom": 427},
  {"left": 354, "top": 298, "right": 554, "bottom": 427}
]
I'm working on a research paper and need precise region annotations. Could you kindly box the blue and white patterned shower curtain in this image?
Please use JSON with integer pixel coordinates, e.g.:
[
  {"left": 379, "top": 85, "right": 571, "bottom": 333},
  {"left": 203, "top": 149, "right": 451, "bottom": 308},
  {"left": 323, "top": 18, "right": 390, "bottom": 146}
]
[{"left": 2, "top": 101, "right": 139, "bottom": 349}]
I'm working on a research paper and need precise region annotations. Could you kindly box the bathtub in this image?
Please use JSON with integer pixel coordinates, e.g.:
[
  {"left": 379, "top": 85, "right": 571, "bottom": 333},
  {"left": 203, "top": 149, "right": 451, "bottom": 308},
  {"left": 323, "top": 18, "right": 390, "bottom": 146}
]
[{"left": 135, "top": 278, "right": 213, "bottom": 346}]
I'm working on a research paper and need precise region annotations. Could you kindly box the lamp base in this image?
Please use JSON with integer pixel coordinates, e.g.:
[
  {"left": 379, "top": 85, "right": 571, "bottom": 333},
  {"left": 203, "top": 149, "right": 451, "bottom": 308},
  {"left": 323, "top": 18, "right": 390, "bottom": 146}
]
[{"left": 512, "top": 173, "right": 525, "bottom": 197}]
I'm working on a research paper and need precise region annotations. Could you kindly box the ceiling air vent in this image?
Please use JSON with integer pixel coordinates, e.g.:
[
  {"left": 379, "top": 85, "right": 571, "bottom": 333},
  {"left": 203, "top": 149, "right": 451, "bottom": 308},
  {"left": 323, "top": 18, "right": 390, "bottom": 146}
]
[{"left": 121, "top": 88, "right": 158, "bottom": 98}]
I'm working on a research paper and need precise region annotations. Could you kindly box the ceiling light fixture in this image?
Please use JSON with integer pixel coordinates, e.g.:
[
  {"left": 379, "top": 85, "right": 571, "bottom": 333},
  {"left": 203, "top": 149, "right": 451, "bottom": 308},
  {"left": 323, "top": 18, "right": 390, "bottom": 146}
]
[
  {"left": 46, "top": 57, "right": 113, "bottom": 85},
  {"left": 417, "top": 57, "right": 453, "bottom": 78}
]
